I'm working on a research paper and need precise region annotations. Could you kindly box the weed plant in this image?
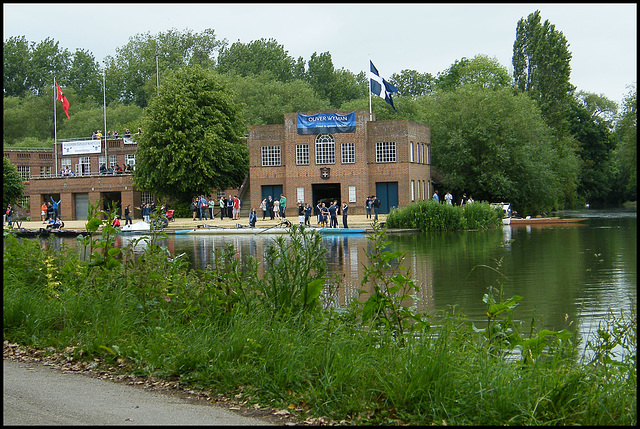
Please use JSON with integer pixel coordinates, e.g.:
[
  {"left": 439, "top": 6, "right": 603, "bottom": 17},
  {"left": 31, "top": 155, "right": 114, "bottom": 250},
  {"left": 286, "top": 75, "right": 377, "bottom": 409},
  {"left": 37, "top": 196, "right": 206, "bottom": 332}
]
[
  {"left": 385, "top": 200, "right": 502, "bottom": 232},
  {"left": 3, "top": 210, "right": 636, "bottom": 425}
]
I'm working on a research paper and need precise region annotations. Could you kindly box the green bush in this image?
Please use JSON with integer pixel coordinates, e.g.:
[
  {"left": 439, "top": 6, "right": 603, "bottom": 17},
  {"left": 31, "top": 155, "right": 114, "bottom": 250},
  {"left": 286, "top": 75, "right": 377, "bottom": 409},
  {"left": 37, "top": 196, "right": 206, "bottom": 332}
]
[{"left": 386, "top": 200, "right": 501, "bottom": 232}]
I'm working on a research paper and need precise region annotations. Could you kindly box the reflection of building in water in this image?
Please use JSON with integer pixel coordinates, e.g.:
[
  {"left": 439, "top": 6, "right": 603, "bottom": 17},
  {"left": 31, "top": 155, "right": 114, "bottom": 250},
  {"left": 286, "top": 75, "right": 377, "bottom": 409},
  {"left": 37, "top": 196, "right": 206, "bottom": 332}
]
[{"left": 126, "top": 234, "right": 436, "bottom": 314}]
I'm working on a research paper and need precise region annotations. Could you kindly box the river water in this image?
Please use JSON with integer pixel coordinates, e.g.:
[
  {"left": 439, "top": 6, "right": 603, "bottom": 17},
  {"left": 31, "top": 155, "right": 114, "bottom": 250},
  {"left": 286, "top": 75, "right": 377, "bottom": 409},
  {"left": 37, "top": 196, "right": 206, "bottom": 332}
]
[{"left": 37, "top": 208, "right": 639, "bottom": 353}]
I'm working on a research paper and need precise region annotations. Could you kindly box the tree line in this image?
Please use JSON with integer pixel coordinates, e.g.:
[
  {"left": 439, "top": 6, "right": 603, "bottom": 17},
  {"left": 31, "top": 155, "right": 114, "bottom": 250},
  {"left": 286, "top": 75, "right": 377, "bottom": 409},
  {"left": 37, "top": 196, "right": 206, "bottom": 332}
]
[{"left": 3, "top": 10, "right": 636, "bottom": 213}]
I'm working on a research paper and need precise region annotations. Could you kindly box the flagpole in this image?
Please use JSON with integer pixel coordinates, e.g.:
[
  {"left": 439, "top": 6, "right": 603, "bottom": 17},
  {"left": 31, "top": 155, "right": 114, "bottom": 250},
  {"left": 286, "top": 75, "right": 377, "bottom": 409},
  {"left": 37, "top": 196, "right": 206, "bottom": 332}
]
[
  {"left": 53, "top": 77, "right": 58, "bottom": 178},
  {"left": 103, "top": 62, "right": 107, "bottom": 171},
  {"left": 368, "top": 56, "right": 373, "bottom": 121}
]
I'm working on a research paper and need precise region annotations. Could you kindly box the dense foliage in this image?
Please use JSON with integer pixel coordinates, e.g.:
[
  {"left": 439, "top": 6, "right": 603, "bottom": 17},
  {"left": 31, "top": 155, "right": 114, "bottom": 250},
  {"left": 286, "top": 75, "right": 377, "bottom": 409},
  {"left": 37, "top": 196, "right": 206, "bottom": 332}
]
[
  {"left": 3, "top": 219, "right": 636, "bottom": 425},
  {"left": 3, "top": 157, "right": 25, "bottom": 206},
  {"left": 3, "top": 10, "right": 636, "bottom": 210},
  {"left": 385, "top": 200, "right": 502, "bottom": 232},
  {"left": 133, "top": 66, "right": 248, "bottom": 202}
]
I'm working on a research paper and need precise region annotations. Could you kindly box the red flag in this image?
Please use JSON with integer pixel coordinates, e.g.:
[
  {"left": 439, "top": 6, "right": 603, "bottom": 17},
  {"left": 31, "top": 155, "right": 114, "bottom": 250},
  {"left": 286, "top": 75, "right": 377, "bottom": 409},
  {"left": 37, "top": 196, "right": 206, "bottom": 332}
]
[{"left": 55, "top": 81, "right": 70, "bottom": 119}]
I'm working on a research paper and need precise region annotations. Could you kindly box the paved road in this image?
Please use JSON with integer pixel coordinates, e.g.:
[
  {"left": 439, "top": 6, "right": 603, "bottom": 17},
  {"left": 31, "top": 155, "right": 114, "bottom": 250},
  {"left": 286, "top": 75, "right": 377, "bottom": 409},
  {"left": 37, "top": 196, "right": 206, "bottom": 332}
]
[{"left": 3, "top": 359, "right": 273, "bottom": 425}]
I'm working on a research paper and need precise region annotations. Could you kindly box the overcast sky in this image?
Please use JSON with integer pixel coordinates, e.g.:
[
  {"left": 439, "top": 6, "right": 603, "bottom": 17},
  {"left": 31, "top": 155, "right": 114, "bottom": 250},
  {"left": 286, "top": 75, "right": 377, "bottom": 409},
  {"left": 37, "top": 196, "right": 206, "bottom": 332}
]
[{"left": 3, "top": 3, "right": 637, "bottom": 105}]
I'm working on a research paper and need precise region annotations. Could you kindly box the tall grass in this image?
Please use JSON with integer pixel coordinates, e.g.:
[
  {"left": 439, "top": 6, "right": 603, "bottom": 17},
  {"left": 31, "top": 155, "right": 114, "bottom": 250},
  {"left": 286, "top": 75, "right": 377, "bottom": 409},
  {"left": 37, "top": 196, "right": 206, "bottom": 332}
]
[
  {"left": 3, "top": 216, "right": 636, "bottom": 425},
  {"left": 385, "top": 200, "right": 502, "bottom": 232}
]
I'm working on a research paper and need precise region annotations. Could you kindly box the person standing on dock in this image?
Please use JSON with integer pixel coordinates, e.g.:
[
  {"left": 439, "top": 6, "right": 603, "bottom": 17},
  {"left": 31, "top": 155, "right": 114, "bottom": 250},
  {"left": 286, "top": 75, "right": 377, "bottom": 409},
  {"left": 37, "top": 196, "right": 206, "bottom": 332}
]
[{"left": 342, "top": 201, "right": 349, "bottom": 228}]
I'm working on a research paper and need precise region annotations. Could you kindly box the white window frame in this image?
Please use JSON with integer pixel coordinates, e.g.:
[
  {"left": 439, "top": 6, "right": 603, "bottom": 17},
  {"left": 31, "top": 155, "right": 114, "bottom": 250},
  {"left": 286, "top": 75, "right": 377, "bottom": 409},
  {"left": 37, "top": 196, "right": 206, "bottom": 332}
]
[
  {"left": 296, "top": 187, "right": 305, "bottom": 203},
  {"left": 261, "top": 146, "right": 281, "bottom": 166},
  {"left": 109, "top": 154, "right": 117, "bottom": 168},
  {"left": 141, "top": 191, "right": 155, "bottom": 205},
  {"left": 296, "top": 144, "right": 309, "bottom": 165},
  {"left": 341, "top": 142, "right": 355, "bottom": 164},
  {"left": 40, "top": 165, "right": 52, "bottom": 178},
  {"left": 411, "top": 180, "right": 415, "bottom": 201},
  {"left": 125, "top": 154, "right": 136, "bottom": 167},
  {"left": 410, "top": 141, "right": 414, "bottom": 163},
  {"left": 349, "top": 186, "right": 357, "bottom": 203},
  {"left": 17, "top": 165, "right": 30, "bottom": 180},
  {"left": 315, "top": 134, "right": 335, "bottom": 165},
  {"left": 375, "top": 141, "right": 396, "bottom": 163},
  {"left": 60, "top": 158, "right": 72, "bottom": 170}
]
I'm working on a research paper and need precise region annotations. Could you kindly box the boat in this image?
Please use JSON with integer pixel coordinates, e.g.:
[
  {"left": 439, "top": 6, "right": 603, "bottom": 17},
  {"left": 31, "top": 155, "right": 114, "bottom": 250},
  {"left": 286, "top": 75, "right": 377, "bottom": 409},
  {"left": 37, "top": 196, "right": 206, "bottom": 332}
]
[
  {"left": 490, "top": 202, "right": 512, "bottom": 225},
  {"left": 509, "top": 217, "right": 587, "bottom": 225},
  {"left": 120, "top": 220, "right": 152, "bottom": 233}
]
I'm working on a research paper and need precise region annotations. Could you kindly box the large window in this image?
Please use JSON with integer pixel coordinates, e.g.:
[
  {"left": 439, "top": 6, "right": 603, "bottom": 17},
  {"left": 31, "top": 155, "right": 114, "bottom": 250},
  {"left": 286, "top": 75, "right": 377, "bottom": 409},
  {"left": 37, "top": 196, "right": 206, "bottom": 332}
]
[
  {"left": 125, "top": 154, "right": 136, "bottom": 167},
  {"left": 17, "top": 165, "right": 30, "bottom": 180},
  {"left": 141, "top": 191, "right": 155, "bottom": 205},
  {"left": 315, "top": 134, "right": 335, "bottom": 165},
  {"left": 341, "top": 142, "right": 355, "bottom": 164},
  {"left": 410, "top": 141, "right": 414, "bottom": 163},
  {"left": 296, "top": 187, "right": 305, "bottom": 204},
  {"left": 296, "top": 144, "right": 309, "bottom": 165},
  {"left": 109, "top": 155, "right": 117, "bottom": 168},
  {"left": 261, "top": 146, "right": 281, "bottom": 166},
  {"left": 40, "top": 166, "right": 52, "bottom": 178},
  {"left": 61, "top": 158, "right": 71, "bottom": 170},
  {"left": 375, "top": 141, "right": 396, "bottom": 163},
  {"left": 349, "top": 186, "right": 357, "bottom": 203}
]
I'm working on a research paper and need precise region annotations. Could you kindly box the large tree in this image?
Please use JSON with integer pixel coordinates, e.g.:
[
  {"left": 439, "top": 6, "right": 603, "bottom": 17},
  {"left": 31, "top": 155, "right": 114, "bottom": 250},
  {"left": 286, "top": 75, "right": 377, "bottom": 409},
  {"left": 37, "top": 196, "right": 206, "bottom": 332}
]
[
  {"left": 105, "top": 28, "right": 225, "bottom": 107},
  {"left": 512, "top": 10, "right": 574, "bottom": 136},
  {"left": 613, "top": 86, "right": 637, "bottom": 202},
  {"left": 389, "top": 69, "right": 434, "bottom": 99},
  {"left": 417, "top": 85, "right": 569, "bottom": 215},
  {"left": 216, "top": 38, "right": 299, "bottom": 83},
  {"left": 435, "top": 55, "right": 512, "bottom": 92},
  {"left": 569, "top": 92, "right": 617, "bottom": 206},
  {"left": 3, "top": 157, "right": 25, "bottom": 206},
  {"left": 133, "top": 66, "right": 249, "bottom": 202}
]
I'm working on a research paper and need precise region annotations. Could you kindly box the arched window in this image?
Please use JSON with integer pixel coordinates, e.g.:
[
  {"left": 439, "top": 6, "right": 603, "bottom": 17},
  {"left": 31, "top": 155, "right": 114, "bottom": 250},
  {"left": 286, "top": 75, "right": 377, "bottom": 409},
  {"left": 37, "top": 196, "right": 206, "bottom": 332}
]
[{"left": 315, "top": 134, "right": 335, "bottom": 165}]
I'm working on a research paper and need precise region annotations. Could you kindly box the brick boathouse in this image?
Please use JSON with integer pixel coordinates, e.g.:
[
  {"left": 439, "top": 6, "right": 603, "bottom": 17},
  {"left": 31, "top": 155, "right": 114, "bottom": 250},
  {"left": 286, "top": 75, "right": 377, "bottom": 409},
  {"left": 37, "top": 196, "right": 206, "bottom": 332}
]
[
  {"left": 246, "top": 110, "right": 433, "bottom": 215},
  {"left": 4, "top": 110, "right": 433, "bottom": 220}
]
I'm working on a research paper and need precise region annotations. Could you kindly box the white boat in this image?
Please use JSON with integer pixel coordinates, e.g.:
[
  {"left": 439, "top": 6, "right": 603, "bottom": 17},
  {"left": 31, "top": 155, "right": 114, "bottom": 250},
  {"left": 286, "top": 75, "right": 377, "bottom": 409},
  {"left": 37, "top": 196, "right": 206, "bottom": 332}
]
[
  {"left": 490, "top": 202, "right": 512, "bottom": 225},
  {"left": 120, "top": 220, "right": 151, "bottom": 233}
]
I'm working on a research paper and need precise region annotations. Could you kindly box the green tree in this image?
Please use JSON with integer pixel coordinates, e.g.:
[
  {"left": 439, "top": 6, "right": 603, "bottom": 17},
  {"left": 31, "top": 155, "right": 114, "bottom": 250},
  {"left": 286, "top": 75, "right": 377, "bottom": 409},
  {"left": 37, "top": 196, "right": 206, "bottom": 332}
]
[
  {"left": 3, "top": 94, "right": 55, "bottom": 144},
  {"left": 133, "top": 66, "right": 249, "bottom": 202},
  {"left": 417, "top": 85, "right": 567, "bottom": 215},
  {"left": 3, "top": 36, "right": 31, "bottom": 98},
  {"left": 389, "top": 69, "right": 434, "bottom": 99},
  {"left": 106, "top": 28, "right": 225, "bottom": 107},
  {"left": 435, "top": 55, "right": 512, "bottom": 92},
  {"left": 216, "top": 38, "right": 297, "bottom": 82},
  {"left": 224, "top": 71, "right": 330, "bottom": 125},
  {"left": 613, "top": 86, "right": 637, "bottom": 202},
  {"left": 512, "top": 10, "right": 575, "bottom": 136},
  {"left": 3, "top": 157, "right": 25, "bottom": 206},
  {"left": 569, "top": 92, "right": 617, "bottom": 206},
  {"left": 67, "top": 48, "right": 102, "bottom": 102}
]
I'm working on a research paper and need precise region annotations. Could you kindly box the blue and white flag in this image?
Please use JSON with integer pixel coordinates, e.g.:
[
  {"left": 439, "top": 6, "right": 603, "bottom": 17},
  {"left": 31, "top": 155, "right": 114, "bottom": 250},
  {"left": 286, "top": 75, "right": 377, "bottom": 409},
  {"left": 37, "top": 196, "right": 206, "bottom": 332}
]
[{"left": 370, "top": 60, "right": 398, "bottom": 112}]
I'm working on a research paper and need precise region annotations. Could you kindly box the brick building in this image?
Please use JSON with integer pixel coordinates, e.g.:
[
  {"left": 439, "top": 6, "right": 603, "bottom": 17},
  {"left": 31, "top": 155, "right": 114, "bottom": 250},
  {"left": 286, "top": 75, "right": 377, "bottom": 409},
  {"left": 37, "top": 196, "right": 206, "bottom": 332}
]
[
  {"left": 4, "top": 109, "right": 432, "bottom": 220},
  {"left": 245, "top": 110, "right": 432, "bottom": 215}
]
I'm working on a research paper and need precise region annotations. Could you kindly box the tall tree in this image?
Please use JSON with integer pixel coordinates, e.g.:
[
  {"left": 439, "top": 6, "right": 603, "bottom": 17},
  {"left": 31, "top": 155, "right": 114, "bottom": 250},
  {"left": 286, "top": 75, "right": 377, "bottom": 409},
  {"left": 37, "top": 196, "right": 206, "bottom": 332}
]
[
  {"left": 568, "top": 93, "right": 616, "bottom": 205},
  {"left": 389, "top": 69, "right": 434, "bottom": 99},
  {"left": 3, "top": 36, "right": 31, "bottom": 97},
  {"left": 435, "top": 55, "right": 512, "bottom": 92},
  {"left": 216, "top": 38, "right": 297, "bottom": 82},
  {"left": 3, "top": 157, "right": 25, "bottom": 206},
  {"left": 67, "top": 48, "right": 102, "bottom": 102},
  {"left": 417, "top": 85, "right": 570, "bottom": 215},
  {"left": 106, "top": 28, "right": 225, "bottom": 107},
  {"left": 512, "top": 10, "right": 575, "bottom": 135},
  {"left": 133, "top": 66, "right": 248, "bottom": 202},
  {"left": 613, "top": 86, "right": 637, "bottom": 202}
]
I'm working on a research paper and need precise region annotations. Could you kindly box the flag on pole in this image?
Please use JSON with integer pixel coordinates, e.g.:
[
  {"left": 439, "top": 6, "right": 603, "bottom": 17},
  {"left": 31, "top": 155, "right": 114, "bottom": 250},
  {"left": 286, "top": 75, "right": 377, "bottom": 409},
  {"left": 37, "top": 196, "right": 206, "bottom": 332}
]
[
  {"left": 55, "top": 81, "right": 70, "bottom": 119},
  {"left": 370, "top": 60, "right": 398, "bottom": 112}
]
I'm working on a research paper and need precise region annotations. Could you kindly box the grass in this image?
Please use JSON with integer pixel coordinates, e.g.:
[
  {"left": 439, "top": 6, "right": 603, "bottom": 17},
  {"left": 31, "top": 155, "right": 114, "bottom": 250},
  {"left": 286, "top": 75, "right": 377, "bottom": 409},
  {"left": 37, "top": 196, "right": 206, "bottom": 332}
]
[{"left": 2, "top": 214, "right": 636, "bottom": 425}]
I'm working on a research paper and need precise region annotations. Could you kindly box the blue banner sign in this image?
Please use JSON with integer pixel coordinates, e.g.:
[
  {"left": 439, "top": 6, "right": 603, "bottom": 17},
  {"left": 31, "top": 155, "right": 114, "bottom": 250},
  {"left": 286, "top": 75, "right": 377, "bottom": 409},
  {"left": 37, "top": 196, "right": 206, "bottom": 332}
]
[{"left": 297, "top": 112, "right": 356, "bottom": 134}]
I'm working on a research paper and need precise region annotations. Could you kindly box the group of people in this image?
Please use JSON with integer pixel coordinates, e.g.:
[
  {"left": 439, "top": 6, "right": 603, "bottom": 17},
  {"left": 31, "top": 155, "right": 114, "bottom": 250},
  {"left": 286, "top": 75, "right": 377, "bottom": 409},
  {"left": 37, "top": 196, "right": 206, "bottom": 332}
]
[
  {"left": 315, "top": 200, "right": 350, "bottom": 228},
  {"left": 432, "top": 190, "right": 474, "bottom": 206},
  {"left": 92, "top": 128, "right": 140, "bottom": 140},
  {"left": 99, "top": 163, "right": 132, "bottom": 175},
  {"left": 364, "top": 195, "right": 381, "bottom": 220},
  {"left": 258, "top": 194, "right": 287, "bottom": 221},
  {"left": 60, "top": 166, "right": 75, "bottom": 176},
  {"left": 191, "top": 195, "right": 242, "bottom": 221}
]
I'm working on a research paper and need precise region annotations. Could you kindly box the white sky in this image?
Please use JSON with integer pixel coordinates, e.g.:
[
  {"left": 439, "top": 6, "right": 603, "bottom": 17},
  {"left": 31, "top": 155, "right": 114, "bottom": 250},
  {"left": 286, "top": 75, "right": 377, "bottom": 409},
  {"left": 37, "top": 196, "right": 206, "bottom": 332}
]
[{"left": 3, "top": 3, "right": 637, "bottom": 106}]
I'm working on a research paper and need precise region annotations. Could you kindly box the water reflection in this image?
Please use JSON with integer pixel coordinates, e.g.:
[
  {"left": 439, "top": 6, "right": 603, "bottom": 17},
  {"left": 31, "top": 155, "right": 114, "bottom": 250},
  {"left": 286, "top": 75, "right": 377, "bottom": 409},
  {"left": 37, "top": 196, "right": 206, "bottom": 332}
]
[{"left": 26, "top": 209, "right": 636, "bottom": 357}]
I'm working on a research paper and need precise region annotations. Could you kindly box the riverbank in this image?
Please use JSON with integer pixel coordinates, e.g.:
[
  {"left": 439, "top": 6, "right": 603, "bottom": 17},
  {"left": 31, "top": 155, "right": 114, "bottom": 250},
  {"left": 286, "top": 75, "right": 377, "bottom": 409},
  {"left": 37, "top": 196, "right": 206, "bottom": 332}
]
[{"left": 4, "top": 213, "right": 422, "bottom": 235}]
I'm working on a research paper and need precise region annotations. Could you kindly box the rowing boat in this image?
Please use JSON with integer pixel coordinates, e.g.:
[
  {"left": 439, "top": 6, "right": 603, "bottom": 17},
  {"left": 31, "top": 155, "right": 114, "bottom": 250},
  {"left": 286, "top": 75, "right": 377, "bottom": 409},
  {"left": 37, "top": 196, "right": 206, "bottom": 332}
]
[{"left": 509, "top": 217, "right": 587, "bottom": 225}]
